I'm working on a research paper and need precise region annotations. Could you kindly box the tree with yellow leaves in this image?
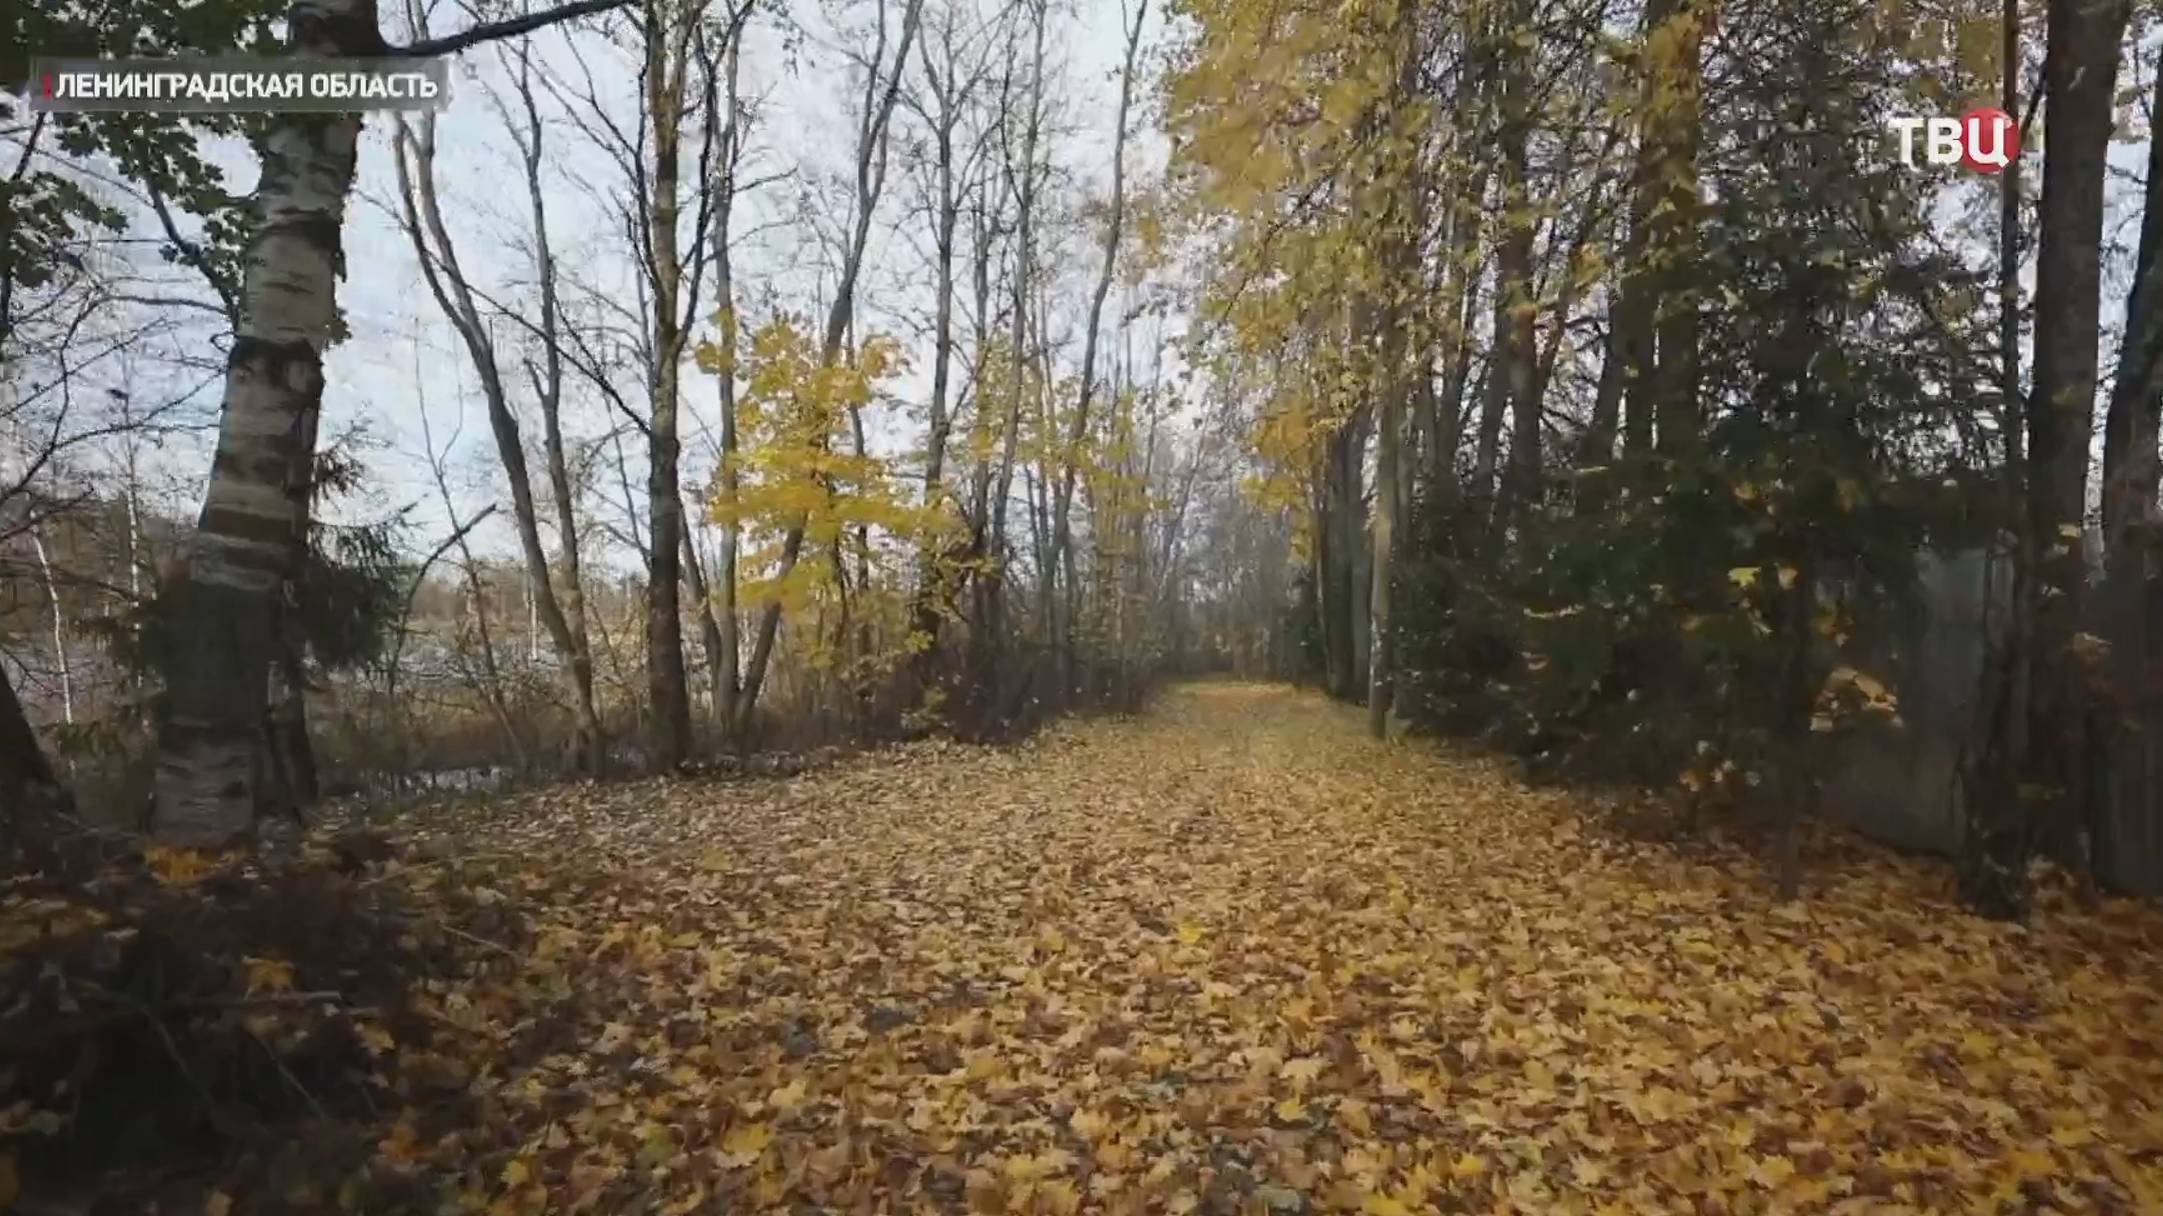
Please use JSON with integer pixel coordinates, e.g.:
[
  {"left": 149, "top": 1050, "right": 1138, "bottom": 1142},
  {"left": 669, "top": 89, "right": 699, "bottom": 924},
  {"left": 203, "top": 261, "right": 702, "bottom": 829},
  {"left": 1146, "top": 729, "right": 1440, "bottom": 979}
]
[{"left": 698, "top": 316, "right": 957, "bottom": 712}]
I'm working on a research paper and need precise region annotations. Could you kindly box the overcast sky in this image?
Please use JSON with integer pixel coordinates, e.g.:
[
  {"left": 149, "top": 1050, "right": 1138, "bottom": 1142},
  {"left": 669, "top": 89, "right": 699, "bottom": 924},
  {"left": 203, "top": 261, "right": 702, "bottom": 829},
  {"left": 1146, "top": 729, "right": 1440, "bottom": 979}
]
[
  {"left": 9, "top": 0, "right": 1170, "bottom": 577},
  {"left": 311, "top": 0, "right": 1169, "bottom": 573}
]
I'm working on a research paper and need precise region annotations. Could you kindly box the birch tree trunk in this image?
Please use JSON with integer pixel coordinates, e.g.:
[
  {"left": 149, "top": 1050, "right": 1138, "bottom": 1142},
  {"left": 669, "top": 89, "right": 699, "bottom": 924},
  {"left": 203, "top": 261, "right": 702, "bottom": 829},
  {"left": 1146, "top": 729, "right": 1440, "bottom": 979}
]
[
  {"left": 153, "top": 0, "right": 365, "bottom": 846},
  {"left": 153, "top": 0, "right": 634, "bottom": 841},
  {"left": 31, "top": 528, "right": 71, "bottom": 725}
]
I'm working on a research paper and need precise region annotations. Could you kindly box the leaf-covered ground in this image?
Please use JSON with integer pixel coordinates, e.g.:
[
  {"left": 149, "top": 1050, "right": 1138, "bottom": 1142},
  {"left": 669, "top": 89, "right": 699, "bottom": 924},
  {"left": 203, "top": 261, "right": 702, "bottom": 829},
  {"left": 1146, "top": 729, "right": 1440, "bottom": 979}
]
[{"left": 348, "top": 683, "right": 2163, "bottom": 1213}]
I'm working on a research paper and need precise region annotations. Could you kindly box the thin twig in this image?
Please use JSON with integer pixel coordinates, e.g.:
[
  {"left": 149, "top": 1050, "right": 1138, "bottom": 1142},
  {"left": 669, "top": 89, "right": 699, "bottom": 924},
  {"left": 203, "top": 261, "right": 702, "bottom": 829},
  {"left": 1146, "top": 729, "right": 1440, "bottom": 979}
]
[
  {"left": 442, "top": 924, "right": 516, "bottom": 956},
  {"left": 246, "top": 1024, "right": 329, "bottom": 1118}
]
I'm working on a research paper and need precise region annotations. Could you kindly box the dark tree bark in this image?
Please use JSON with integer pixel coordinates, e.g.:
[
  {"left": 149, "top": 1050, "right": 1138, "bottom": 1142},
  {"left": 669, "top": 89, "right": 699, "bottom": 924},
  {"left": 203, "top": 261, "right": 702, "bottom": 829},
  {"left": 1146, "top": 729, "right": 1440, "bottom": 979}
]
[
  {"left": 1613, "top": 0, "right": 1677, "bottom": 461},
  {"left": 643, "top": 0, "right": 696, "bottom": 771},
  {"left": 1649, "top": 0, "right": 1710, "bottom": 458},
  {"left": 1964, "top": 0, "right": 2131, "bottom": 917},
  {"left": 902, "top": 3, "right": 978, "bottom": 705},
  {"left": 1493, "top": 0, "right": 1540, "bottom": 517},
  {"left": 2094, "top": 39, "right": 2163, "bottom": 894},
  {"left": 1, "top": 661, "right": 67, "bottom": 824},
  {"left": 391, "top": 78, "right": 607, "bottom": 773}
]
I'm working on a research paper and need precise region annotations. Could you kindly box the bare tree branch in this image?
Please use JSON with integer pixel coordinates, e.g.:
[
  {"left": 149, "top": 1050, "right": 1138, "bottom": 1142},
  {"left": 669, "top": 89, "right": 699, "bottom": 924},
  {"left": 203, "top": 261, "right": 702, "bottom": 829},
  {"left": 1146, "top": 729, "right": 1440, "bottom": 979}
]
[{"left": 397, "top": 0, "right": 635, "bottom": 57}]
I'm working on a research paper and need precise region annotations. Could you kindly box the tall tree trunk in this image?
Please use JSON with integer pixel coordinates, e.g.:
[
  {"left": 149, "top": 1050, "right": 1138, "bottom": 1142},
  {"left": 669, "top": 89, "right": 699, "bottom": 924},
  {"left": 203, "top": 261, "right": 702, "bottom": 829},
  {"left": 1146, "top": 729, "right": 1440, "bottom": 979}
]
[
  {"left": 680, "top": 521, "right": 730, "bottom": 729},
  {"left": 969, "top": 0, "right": 1047, "bottom": 713},
  {"left": 1368, "top": 364, "right": 1403, "bottom": 734},
  {"left": 31, "top": 528, "right": 71, "bottom": 725},
  {"left": 1050, "top": 0, "right": 1147, "bottom": 696},
  {"left": 710, "top": 28, "right": 746, "bottom": 742},
  {"left": 1471, "top": 302, "right": 1511, "bottom": 507},
  {"left": 1, "top": 660, "right": 68, "bottom": 865},
  {"left": 644, "top": 0, "right": 694, "bottom": 771},
  {"left": 1434, "top": 259, "right": 1482, "bottom": 499},
  {"left": 1320, "top": 405, "right": 1369, "bottom": 700},
  {"left": 1314, "top": 463, "right": 1347, "bottom": 696},
  {"left": 517, "top": 37, "right": 606, "bottom": 772},
  {"left": 906, "top": 14, "right": 966, "bottom": 701},
  {"left": 272, "top": 610, "right": 318, "bottom": 807},
  {"left": 154, "top": 0, "right": 367, "bottom": 846},
  {"left": 392, "top": 93, "right": 607, "bottom": 773},
  {"left": 1965, "top": 0, "right": 2131, "bottom": 917},
  {"left": 1, "top": 665, "right": 58, "bottom": 799},
  {"left": 2095, "top": 40, "right": 2163, "bottom": 894},
  {"left": 1344, "top": 405, "right": 1372, "bottom": 689},
  {"left": 1494, "top": 8, "right": 1540, "bottom": 516},
  {"left": 1649, "top": 0, "right": 1711, "bottom": 457},
  {"left": 1575, "top": 319, "right": 1626, "bottom": 507},
  {"left": 1615, "top": 0, "right": 1677, "bottom": 460},
  {"left": 1367, "top": 0, "right": 1419, "bottom": 737}
]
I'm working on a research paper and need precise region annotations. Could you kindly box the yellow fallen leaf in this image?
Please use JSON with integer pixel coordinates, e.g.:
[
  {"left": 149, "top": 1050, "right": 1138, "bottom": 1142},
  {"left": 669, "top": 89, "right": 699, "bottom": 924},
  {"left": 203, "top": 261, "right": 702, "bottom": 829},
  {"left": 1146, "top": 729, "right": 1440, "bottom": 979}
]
[
  {"left": 242, "top": 955, "right": 295, "bottom": 995},
  {"left": 1040, "top": 1178, "right": 1082, "bottom": 1215},
  {"left": 1070, "top": 1107, "right": 1112, "bottom": 1141},
  {"left": 768, "top": 1079, "right": 808, "bottom": 1112},
  {"left": 2009, "top": 1146, "right": 2055, "bottom": 1179},
  {"left": 1176, "top": 921, "right": 1204, "bottom": 944},
  {"left": 1274, "top": 1096, "right": 1308, "bottom": 1123},
  {"left": 1748, "top": 1154, "right": 1796, "bottom": 1189},
  {"left": 1338, "top": 1096, "right": 1374, "bottom": 1135},
  {"left": 1361, "top": 1195, "right": 1412, "bottom": 1216},
  {"left": 143, "top": 846, "right": 217, "bottom": 887},
  {"left": 1282, "top": 1055, "right": 1326, "bottom": 1086},
  {"left": 1451, "top": 1152, "right": 1486, "bottom": 1180},
  {"left": 719, "top": 1121, "right": 772, "bottom": 1167}
]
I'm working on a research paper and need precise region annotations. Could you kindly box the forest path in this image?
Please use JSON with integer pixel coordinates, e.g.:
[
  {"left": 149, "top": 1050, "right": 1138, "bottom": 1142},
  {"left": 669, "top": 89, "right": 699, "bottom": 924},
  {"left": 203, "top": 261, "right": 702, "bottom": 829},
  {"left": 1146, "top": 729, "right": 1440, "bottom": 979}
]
[{"left": 427, "top": 681, "right": 2163, "bottom": 1213}]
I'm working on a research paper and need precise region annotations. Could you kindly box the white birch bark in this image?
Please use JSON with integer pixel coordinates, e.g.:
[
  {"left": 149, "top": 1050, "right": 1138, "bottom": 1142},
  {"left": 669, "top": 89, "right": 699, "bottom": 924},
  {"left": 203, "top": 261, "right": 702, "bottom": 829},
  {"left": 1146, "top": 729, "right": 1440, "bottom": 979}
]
[{"left": 154, "top": 0, "right": 363, "bottom": 844}]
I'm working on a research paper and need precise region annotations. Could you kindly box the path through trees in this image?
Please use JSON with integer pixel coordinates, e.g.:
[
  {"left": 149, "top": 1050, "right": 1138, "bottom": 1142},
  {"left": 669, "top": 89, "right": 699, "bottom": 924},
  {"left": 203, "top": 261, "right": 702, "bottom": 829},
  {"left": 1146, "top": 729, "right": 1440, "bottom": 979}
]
[{"left": 314, "top": 683, "right": 2163, "bottom": 1211}]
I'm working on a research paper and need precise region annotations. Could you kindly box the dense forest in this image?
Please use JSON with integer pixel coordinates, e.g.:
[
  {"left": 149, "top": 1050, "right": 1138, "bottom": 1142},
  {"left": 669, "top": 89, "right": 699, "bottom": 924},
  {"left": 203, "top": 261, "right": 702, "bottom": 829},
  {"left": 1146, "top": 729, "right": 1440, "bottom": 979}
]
[{"left": 8, "top": 0, "right": 2163, "bottom": 1205}]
